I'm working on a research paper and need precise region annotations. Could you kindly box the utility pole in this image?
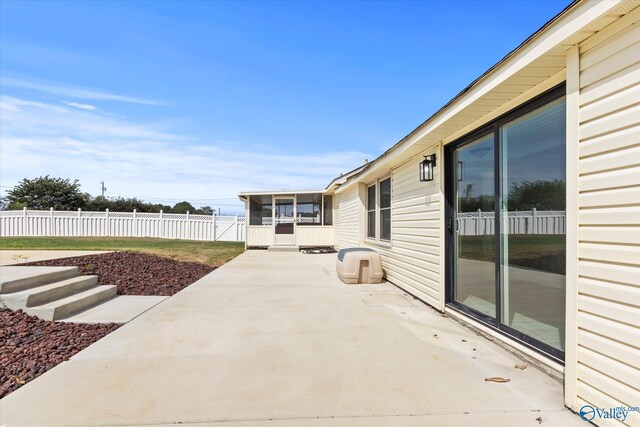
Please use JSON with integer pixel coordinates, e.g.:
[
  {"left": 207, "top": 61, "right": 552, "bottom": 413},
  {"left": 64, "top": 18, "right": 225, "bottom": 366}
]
[{"left": 100, "top": 181, "right": 107, "bottom": 197}]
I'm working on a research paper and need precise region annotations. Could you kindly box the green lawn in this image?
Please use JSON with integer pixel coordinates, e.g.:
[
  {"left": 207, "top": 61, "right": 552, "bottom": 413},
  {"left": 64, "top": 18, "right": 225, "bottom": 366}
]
[{"left": 0, "top": 237, "right": 245, "bottom": 266}]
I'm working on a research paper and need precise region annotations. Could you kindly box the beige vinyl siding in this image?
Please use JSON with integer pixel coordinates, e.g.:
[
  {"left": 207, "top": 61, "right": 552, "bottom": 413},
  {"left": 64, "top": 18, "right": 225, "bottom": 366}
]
[
  {"left": 335, "top": 185, "right": 361, "bottom": 249},
  {"left": 297, "top": 226, "right": 334, "bottom": 246},
  {"left": 576, "top": 8, "right": 640, "bottom": 426},
  {"left": 364, "top": 150, "right": 442, "bottom": 309}
]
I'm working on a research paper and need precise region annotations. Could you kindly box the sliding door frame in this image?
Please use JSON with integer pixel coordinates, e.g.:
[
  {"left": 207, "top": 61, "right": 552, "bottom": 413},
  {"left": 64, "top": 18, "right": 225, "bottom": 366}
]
[{"left": 444, "top": 83, "right": 566, "bottom": 363}]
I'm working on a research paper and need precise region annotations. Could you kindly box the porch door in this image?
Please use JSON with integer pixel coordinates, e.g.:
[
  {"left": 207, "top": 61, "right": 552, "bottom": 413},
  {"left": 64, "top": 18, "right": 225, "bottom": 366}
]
[{"left": 274, "top": 197, "right": 295, "bottom": 245}]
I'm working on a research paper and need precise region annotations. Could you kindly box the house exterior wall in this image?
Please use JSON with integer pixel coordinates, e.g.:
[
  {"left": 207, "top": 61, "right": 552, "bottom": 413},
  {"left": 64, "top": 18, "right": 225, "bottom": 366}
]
[
  {"left": 335, "top": 185, "right": 361, "bottom": 249},
  {"left": 331, "top": 8, "right": 640, "bottom": 417},
  {"left": 360, "top": 149, "right": 443, "bottom": 309},
  {"left": 297, "top": 226, "right": 334, "bottom": 246},
  {"left": 246, "top": 226, "right": 273, "bottom": 246},
  {"left": 571, "top": 9, "right": 640, "bottom": 424}
]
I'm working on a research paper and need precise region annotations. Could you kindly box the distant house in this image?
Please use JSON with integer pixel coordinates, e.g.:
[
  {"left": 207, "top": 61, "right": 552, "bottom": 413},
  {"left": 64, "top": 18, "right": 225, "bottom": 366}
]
[{"left": 239, "top": 1, "right": 640, "bottom": 424}]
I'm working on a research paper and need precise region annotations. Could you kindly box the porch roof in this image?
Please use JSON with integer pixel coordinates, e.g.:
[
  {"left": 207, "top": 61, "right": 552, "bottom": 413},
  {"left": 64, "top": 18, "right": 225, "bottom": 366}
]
[{"left": 238, "top": 189, "right": 326, "bottom": 200}]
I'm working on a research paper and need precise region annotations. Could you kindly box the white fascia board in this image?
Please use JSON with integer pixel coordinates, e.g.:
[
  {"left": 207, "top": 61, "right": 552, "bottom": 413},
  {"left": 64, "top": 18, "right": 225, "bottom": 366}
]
[{"left": 238, "top": 189, "right": 326, "bottom": 197}]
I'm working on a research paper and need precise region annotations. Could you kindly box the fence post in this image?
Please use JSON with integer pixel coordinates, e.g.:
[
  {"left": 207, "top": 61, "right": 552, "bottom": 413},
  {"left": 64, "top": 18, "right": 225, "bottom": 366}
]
[
  {"left": 532, "top": 207, "right": 537, "bottom": 234},
  {"left": 235, "top": 215, "right": 239, "bottom": 241},
  {"left": 186, "top": 211, "right": 190, "bottom": 240},
  {"left": 78, "top": 208, "right": 83, "bottom": 236},
  {"left": 476, "top": 209, "right": 481, "bottom": 235},
  {"left": 213, "top": 212, "right": 218, "bottom": 242},
  {"left": 22, "top": 207, "right": 27, "bottom": 236},
  {"left": 49, "top": 208, "right": 54, "bottom": 236},
  {"left": 105, "top": 208, "right": 110, "bottom": 237},
  {"left": 133, "top": 209, "right": 137, "bottom": 237},
  {"left": 159, "top": 210, "right": 164, "bottom": 239},
  {"left": 213, "top": 213, "right": 217, "bottom": 242}
]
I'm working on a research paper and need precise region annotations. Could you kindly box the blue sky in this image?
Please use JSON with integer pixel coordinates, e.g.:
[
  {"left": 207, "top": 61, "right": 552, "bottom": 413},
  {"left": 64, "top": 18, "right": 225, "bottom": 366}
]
[{"left": 0, "top": 0, "right": 569, "bottom": 214}]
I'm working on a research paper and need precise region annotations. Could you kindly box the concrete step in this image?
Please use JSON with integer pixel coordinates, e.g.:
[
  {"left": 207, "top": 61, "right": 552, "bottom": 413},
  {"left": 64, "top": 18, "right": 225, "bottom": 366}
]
[
  {"left": 0, "top": 267, "right": 79, "bottom": 294},
  {"left": 25, "top": 285, "right": 118, "bottom": 321},
  {"left": 0, "top": 276, "right": 99, "bottom": 310},
  {"left": 268, "top": 245, "right": 300, "bottom": 252}
]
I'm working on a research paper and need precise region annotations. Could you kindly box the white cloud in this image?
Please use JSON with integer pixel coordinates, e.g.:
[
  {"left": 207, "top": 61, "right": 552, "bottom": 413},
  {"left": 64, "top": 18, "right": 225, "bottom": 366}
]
[
  {"left": 64, "top": 101, "right": 98, "bottom": 111},
  {"left": 1, "top": 76, "right": 165, "bottom": 106},
  {"left": 0, "top": 96, "right": 369, "bottom": 215}
]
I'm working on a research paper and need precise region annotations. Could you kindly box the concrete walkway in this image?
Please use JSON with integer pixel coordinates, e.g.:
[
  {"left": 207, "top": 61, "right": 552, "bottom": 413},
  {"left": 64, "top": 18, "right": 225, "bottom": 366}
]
[
  {"left": 0, "top": 251, "right": 582, "bottom": 426},
  {"left": 0, "top": 250, "right": 111, "bottom": 266}
]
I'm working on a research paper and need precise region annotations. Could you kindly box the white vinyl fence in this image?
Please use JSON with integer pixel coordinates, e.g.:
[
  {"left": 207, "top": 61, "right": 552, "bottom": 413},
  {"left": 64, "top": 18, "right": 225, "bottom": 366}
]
[
  {"left": 0, "top": 208, "right": 245, "bottom": 242},
  {"left": 458, "top": 209, "right": 565, "bottom": 236}
]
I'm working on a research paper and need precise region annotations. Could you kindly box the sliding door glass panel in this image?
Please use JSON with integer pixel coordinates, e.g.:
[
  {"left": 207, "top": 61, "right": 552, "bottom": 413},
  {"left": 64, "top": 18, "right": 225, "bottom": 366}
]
[
  {"left": 499, "top": 97, "right": 566, "bottom": 351},
  {"left": 453, "top": 134, "right": 496, "bottom": 317}
]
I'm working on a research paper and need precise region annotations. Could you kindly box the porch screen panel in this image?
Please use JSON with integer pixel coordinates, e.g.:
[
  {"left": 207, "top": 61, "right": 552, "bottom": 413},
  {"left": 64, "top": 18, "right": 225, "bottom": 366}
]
[
  {"left": 323, "top": 195, "right": 333, "bottom": 225},
  {"left": 249, "top": 195, "right": 272, "bottom": 226},
  {"left": 296, "top": 193, "right": 321, "bottom": 225}
]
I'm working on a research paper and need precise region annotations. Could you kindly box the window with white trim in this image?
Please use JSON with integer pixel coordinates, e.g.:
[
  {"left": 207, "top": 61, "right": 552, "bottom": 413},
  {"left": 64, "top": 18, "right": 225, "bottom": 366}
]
[{"left": 366, "top": 177, "right": 391, "bottom": 242}]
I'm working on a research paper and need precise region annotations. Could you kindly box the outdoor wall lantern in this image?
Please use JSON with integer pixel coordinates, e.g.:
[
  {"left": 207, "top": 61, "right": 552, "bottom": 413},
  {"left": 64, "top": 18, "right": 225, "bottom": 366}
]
[{"left": 419, "top": 154, "right": 436, "bottom": 182}]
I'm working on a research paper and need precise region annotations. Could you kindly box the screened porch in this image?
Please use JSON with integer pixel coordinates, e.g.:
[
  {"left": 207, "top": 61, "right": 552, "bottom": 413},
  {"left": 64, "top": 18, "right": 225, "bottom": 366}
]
[{"left": 240, "top": 191, "right": 334, "bottom": 248}]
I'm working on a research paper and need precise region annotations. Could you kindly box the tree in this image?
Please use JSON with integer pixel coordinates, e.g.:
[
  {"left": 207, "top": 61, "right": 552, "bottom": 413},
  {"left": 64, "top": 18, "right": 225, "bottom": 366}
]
[
  {"left": 85, "top": 195, "right": 111, "bottom": 211},
  {"left": 172, "top": 201, "right": 196, "bottom": 214},
  {"left": 200, "top": 205, "right": 214, "bottom": 215},
  {"left": 508, "top": 179, "right": 566, "bottom": 211},
  {"left": 150, "top": 203, "right": 172, "bottom": 213},
  {"left": 6, "top": 176, "right": 88, "bottom": 210}
]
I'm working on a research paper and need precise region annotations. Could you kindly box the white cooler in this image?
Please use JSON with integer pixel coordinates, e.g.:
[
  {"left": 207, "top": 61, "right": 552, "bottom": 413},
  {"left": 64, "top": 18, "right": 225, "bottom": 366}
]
[{"left": 336, "top": 248, "right": 383, "bottom": 284}]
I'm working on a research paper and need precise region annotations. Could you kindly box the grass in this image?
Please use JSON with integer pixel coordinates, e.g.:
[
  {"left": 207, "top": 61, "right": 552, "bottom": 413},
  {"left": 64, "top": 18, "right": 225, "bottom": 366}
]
[{"left": 0, "top": 237, "right": 245, "bottom": 267}]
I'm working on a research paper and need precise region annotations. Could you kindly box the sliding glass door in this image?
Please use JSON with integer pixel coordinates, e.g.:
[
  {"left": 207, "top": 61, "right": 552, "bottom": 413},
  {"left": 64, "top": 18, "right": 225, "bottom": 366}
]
[{"left": 447, "top": 86, "right": 566, "bottom": 360}]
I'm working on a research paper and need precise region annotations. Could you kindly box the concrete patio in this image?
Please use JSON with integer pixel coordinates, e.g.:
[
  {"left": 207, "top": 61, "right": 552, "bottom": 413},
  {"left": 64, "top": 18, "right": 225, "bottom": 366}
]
[{"left": 0, "top": 251, "right": 582, "bottom": 426}]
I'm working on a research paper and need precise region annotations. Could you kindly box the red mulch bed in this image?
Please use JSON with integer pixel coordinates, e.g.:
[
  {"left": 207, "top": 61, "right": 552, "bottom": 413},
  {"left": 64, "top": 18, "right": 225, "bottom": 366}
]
[
  {"left": 24, "top": 251, "right": 216, "bottom": 296},
  {"left": 0, "top": 308, "right": 120, "bottom": 398},
  {"left": 1, "top": 252, "right": 213, "bottom": 397}
]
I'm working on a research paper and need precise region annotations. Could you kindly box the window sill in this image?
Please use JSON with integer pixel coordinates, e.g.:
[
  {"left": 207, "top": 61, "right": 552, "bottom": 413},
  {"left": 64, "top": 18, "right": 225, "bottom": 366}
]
[{"left": 364, "top": 239, "right": 392, "bottom": 249}]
